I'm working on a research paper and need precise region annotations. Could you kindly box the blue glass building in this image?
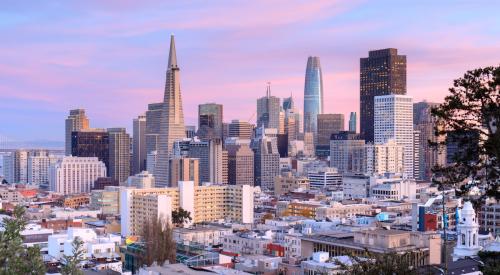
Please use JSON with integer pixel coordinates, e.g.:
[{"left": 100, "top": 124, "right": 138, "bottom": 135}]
[{"left": 303, "top": 56, "right": 324, "bottom": 134}]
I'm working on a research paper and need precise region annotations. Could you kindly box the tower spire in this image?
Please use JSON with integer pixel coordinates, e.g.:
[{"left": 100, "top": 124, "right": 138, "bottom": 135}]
[{"left": 168, "top": 34, "right": 178, "bottom": 69}]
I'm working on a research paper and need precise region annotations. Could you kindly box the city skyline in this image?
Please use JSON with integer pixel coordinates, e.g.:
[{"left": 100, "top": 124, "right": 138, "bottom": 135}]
[{"left": 1, "top": 1, "right": 500, "bottom": 141}]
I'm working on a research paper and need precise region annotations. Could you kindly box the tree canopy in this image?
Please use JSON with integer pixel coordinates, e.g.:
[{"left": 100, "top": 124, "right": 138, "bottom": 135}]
[
  {"left": 171, "top": 207, "right": 192, "bottom": 227},
  {"left": 141, "top": 216, "right": 176, "bottom": 267}
]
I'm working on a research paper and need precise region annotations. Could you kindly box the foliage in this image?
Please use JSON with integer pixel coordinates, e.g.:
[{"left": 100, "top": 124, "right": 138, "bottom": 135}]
[
  {"left": 1, "top": 179, "right": 7, "bottom": 184},
  {"left": 0, "top": 206, "right": 46, "bottom": 275},
  {"left": 261, "top": 213, "right": 273, "bottom": 223},
  {"left": 478, "top": 251, "right": 500, "bottom": 275},
  {"left": 431, "top": 66, "right": 500, "bottom": 199},
  {"left": 171, "top": 207, "right": 192, "bottom": 227},
  {"left": 334, "top": 250, "right": 428, "bottom": 275},
  {"left": 60, "top": 237, "right": 85, "bottom": 275},
  {"left": 141, "top": 216, "right": 176, "bottom": 267}
]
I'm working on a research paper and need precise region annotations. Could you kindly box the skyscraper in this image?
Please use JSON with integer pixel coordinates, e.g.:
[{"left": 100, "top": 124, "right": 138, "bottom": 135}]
[
  {"left": 198, "top": 103, "right": 223, "bottom": 140},
  {"left": 65, "top": 109, "right": 89, "bottom": 155},
  {"left": 330, "top": 131, "right": 365, "bottom": 174},
  {"left": 413, "top": 101, "right": 446, "bottom": 180},
  {"left": 283, "top": 95, "right": 302, "bottom": 141},
  {"left": 303, "top": 56, "right": 324, "bottom": 134},
  {"left": 228, "top": 120, "right": 253, "bottom": 140},
  {"left": 316, "top": 114, "right": 345, "bottom": 156},
  {"left": 226, "top": 143, "right": 254, "bottom": 186},
  {"left": 145, "top": 102, "right": 163, "bottom": 154},
  {"left": 188, "top": 138, "right": 226, "bottom": 184},
  {"left": 108, "top": 128, "right": 130, "bottom": 183},
  {"left": 257, "top": 84, "right": 281, "bottom": 131},
  {"left": 349, "top": 112, "right": 357, "bottom": 133},
  {"left": 253, "top": 136, "right": 280, "bottom": 191},
  {"left": 374, "top": 95, "right": 414, "bottom": 178},
  {"left": 360, "top": 48, "right": 406, "bottom": 142},
  {"left": 132, "top": 114, "right": 147, "bottom": 174},
  {"left": 155, "top": 35, "right": 186, "bottom": 187},
  {"left": 71, "top": 129, "right": 109, "bottom": 170}
]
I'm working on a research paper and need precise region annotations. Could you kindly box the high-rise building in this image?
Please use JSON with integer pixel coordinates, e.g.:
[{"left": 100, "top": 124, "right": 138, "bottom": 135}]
[
  {"left": 413, "top": 101, "right": 446, "bottom": 180},
  {"left": 132, "top": 114, "right": 147, "bottom": 174},
  {"left": 316, "top": 114, "right": 345, "bottom": 157},
  {"left": 374, "top": 95, "right": 414, "bottom": 178},
  {"left": 198, "top": 103, "right": 223, "bottom": 140},
  {"left": 169, "top": 157, "right": 199, "bottom": 186},
  {"left": 71, "top": 129, "right": 109, "bottom": 170},
  {"left": 329, "top": 131, "right": 365, "bottom": 174},
  {"left": 257, "top": 84, "right": 281, "bottom": 131},
  {"left": 360, "top": 49, "right": 406, "bottom": 142},
  {"left": 107, "top": 128, "right": 130, "bottom": 183},
  {"left": 253, "top": 137, "right": 280, "bottom": 191},
  {"left": 349, "top": 112, "right": 357, "bottom": 133},
  {"left": 283, "top": 95, "right": 302, "bottom": 141},
  {"left": 120, "top": 182, "right": 254, "bottom": 236},
  {"left": 49, "top": 156, "right": 106, "bottom": 195},
  {"left": 187, "top": 138, "right": 225, "bottom": 184},
  {"left": 308, "top": 167, "right": 343, "bottom": 192},
  {"left": 226, "top": 143, "right": 254, "bottom": 186},
  {"left": 28, "top": 154, "right": 60, "bottom": 186},
  {"left": 155, "top": 35, "right": 187, "bottom": 187},
  {"left": 2, "top": 149, "right": 29, "bottom": 184},
  {"left": 413, "top": 129, "right": 421, "bottom": 180},
  {"left": 146, "top": 150, "right": 157, "bottom": 175},
  {"left": 65, "top": 109, "right": 89, "bottom": 155},
  {"left": 303, "top": 56, "right": 324, "bottom": 135},
  {"left": 127, "top": 171, "right": 155, "bottom": 189},
  {"left": 228, "top": 120, "right": 253, "bottom": 140},
  {"left": 185, "top": 125, "right": 196, "bottom": 138},
  {"left": 303, "top": 132, "right": 315, "bottom": 157},
  {"left": 365, "top": 140, "right": 404, "bottom": 175},
  {"left": 145, "top": 102, "right": 163, "bottom": 154}
]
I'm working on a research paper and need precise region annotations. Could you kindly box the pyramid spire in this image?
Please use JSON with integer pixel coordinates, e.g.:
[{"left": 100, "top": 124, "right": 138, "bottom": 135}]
[{"left": 168, "top": 34, "right": 178, "bottom": 69}]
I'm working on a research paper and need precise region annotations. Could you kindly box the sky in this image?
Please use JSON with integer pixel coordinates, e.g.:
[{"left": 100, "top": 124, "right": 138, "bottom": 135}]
[{"left": 1, "top": 0, "right": 499, "bottom": 142}]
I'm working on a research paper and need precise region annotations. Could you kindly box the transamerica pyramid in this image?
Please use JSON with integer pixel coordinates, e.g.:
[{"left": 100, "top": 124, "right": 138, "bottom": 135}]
[{"left": 155, "top": 35, "right": 186, "bottom": 186}]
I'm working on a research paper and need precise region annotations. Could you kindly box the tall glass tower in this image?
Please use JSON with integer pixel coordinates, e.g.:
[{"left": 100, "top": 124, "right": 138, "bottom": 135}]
[{"left": 303, "top": 56, "right": 324, "bottom": 134}]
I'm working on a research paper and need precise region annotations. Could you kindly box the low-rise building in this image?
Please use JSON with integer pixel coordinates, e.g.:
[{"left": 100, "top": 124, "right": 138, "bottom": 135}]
[
  {"left": 60, "top": 194, "right": 90, "bottom": 208},
  {"left": 316, "top": 202, "right": 373, "bottom": 220},
  {"left": 274, "top": 172, "right": 309, "bottom": 197},
  {"left": 173, "top": 225, "right": 233, "bottom": 247},
  {"left": 221, "top": 231, "right": 273, "bottom": 255}
]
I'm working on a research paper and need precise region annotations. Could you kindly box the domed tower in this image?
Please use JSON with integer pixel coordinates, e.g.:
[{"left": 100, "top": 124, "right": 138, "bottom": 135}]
[{"left": 453, "top": 201, "right": 480, "bottom": 260}]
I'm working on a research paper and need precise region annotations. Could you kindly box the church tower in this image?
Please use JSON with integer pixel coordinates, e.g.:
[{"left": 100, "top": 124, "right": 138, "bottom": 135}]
[{"left": 453, "top": 201, "right": 480, "bottom": 260}]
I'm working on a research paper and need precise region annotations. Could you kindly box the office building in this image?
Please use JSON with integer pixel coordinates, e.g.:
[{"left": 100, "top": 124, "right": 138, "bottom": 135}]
[
  {"left": 360, "top": 48, "right": 406, "bottom": 142},
  {"left": 226, "top": 143, "right": 254, "bottom": 186},
  {"left": 253, "top": 137, "right": 280, "bottom": 191},
  {"left": 316, "top": 114, "right": 344, "bottom": 156},
  {"left": 308, "top": 167, "right": 343, "bottom": 192},
  {"left": 198, "top": 103, "right": 223, "bottom": 140},
  {"left": 146, "top": 150, "right": 157, "bottom": 175},
  {"left": 348, "top": 112, "right": 356, "bottom": 133},
  {"left": 92, "top": 177, "right": 118, "bottom": 190},
  {"left": 90, "top": 186, "right": 120, "bottom": 215},
  {"left": 185, "top": 125, "right": 196, "bottom": 138},
  {"left": 274, "top": 172, "right": 310, "bottom": 197},
  {"left": 2, "top": 149, "right": 29, "bottom": 184},
  {"left": 132, "top": 114, "right": 147, "bottom": 174},
  {"left": 370, "top": 177, "right": 417, "bottom": 200},
  {"left": 413, "top": 129, "right": 421, "bottom": 180},
  {"left": 145, "top": 102, "right": 163, "bottom": 154},
  {"left": 126, "top": 171, "right": 155, "bottom": 189},
  {"left": 65, "top": 109, "right": 89, "bottom": 155},
  {"left": 120, "top": 181, "right": 254, "bottom": 236},
  {"left": 155, "top": 35, "right": 187, "bottom": 186},
  {"left": 257, "top": 84, "right": 281, "bottom": 131},
  {"left": 283, "top": 95, "right": 302, "bottom": 141},
  {"left": 329, "top": 132, "right": 365, "bottom": 174},
  {"left": 71, "top": 128, "right": 109, "bottom": 170},
  {"left": 108, "top": 128, "right": 130, "bottom": 183},
  {"left": 374, "top": 95, "right": 414, "bottom": 178},
  {"left": 365, "top": 140, "right": 404, "bottom": 175},
  {"left": 169, "top": 157, "right": 199, "bottom": 186},
  {"left": 303, "top": 132, "right": 315, "bottom": 157},
  {"left": 49, "top": 157, "right": 106, "bottom": 195},
  {"left": 27, "top": 154, "right": 60, "bottom": 186},
  {"left": 187, "top": 138, "right": 226, "bottom": 184},
  {"left": 303, "top": 56, "right": 324, "bottom": 134},
  {"left": 413, "top": 101, "right": 446, "bottom": 180},
  {"left": 228, "top": 120, "right": 253, "bottom": 140}
]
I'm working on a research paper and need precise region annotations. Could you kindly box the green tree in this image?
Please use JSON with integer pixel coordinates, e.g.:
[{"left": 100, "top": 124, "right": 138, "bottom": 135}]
[
  {"left": 334, "top": 250, "right": 429, "bottom": 275},
  {"left": 0, "top": 206, "right": 46, "bottom": 275},
  {"left": 141, "top": 216, "right": 176, "bottom": 267},
  {"left": 478, "top": 251, "right": 500, "bottom": 275},
  {"left": 431, "top": 66, "right": 500, "bottom": 198},
  {"left": 60, "top": 237, "right": 85, "bottom": 275},
  {"left": 171, "top": 207, "right": 192, "bottom": 227}
]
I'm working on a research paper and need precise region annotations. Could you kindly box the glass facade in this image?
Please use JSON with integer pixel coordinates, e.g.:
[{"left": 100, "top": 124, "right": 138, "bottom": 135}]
[{"left": 303, "top": 56, "right": 324, "bottom": 134}]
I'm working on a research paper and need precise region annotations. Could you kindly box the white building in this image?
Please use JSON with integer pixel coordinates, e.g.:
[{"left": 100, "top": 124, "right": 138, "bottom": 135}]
[
  {"left": 28, "top": 154, "right": 60, "bottom": 186},
  {"left": 48, "top": 228, "right": 122, "bottom": 272},
  {"left": 126, "top": 171, "right": 155, "bottom": 188},
  {"left": 370, "top": 176, "right": 416, "bottom": 200},
  {"left": 374, "top": 95, "right": 414, "bottom": 178},
  {"left": 365, "top": 139, "right": 404, "bottom": 175},
  {"left": 49, "top": 156, "right": 107, "bottom": 195},
  {"left": 307, "top": 167, "right": 342, "bottom": 191},
  {"left": 453, "top": 201, "right": 481, "bottom": 261}
]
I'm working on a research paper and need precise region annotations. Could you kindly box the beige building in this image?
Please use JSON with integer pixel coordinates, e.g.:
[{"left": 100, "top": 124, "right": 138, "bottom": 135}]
[
  {"left": 365, "top": 139, "right": 404, "bottom": 175},
  {"left": 169, "top": 157, "right": 199, "bottom": 186},
  {"left": 65, "top": 109, "right": 90, "bottom": 156},
  {"left": 228, "top": 120, "right": 253, "bottom": 140},
  {"left": 173, "top": 225, "right": 233, "bottom": 246},
  {"left": 274, "top": 172, "right": 309, "bottom": 197},
  {"left": 120, "top": 182, "right": 254, "bottom": 236},
  {"left": 108, "top": 128, "right": 131, "bottom": 183},
  {"left": 301, "top": 229, "right": 441, "bottom": 268},
  {"left": 226, "top": 144, "right": 254, "bottom": 186},
  {"left": 315, "top": 202, "right": 373, "bottom": 220}
]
